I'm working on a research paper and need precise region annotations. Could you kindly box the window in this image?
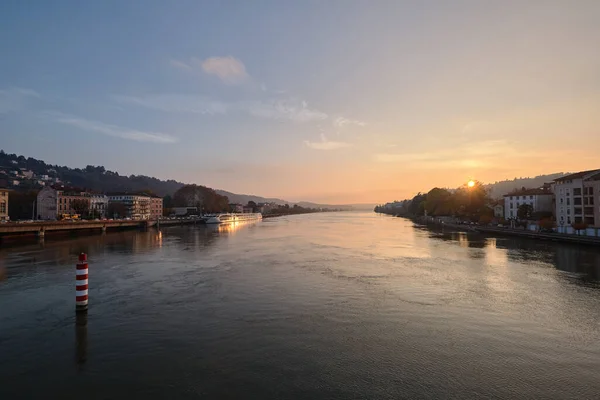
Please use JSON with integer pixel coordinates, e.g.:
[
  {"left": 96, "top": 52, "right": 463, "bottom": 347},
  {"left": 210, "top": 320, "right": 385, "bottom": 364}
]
[
  {"left": 510, "top": 211, "right": 513, "bottom": 217},
  {"left": 567, "top": 209, "right": 570, "bottom": 215},
  {"left": 574, "top": 188, "right": 581, "bottom": 196},
  {"left": 574, "top": 207, "right": 582, "bottom": 215},
  {"left": 575, "top": 197, "right": 582, "bottom": 205},
  {"left": 567, "top": 217, "right": 571, "bottom": 224},
  {"left": 0, "top": 201, "right": 5, "bottom": 213},
  {"left": 567, "top": 198, "right": 570, "bottom": 206},
  {"left": 530, "top": 196, "right": 533, "bottom": 200},
  {"left": 560, "top": 198, "right": 564, "bottom": 204}
]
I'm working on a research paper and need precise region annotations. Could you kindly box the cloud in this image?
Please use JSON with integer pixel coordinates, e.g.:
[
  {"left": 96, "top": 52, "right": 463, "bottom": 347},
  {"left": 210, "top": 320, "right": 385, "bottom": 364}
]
[
  {"left": 333, "top": 116, "right": 365, "bottom": 128},
  {"left": 170, "top": 55, "right": 249, "bottom": 84},
  {"left": 114, "top": 95, "right": 228, "bottom": 115},
  {"left": 246, "top": 99, "right": 328, "bottom": 123},
  {"left": 0, "top": 87, "right": 41, "bottom": 113},
  {"left": 116, "top": 93, "right": 327, "bottom": 123},
  {"left": 304, "top": 133, "right": 352, "bottom": 150},
  {"left": 201, "top": 56, "right": 248, "bottom": 84},
  {"left": 52, "top": 113, "right": 177, "bottom": 143},
  {"left": 169, "top": 59, "right": 192, "bottom": 70}
]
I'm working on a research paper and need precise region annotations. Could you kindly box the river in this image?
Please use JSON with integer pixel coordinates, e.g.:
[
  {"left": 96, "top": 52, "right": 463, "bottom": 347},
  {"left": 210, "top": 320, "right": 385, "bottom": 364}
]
[{"left": 1, "top": 212, "right": 599, "bottom": 399}]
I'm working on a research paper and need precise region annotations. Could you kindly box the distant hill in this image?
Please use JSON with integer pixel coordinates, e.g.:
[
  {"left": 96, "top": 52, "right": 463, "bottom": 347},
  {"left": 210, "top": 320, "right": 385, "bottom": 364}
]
[
  {"left": 0, "top": 149, "right": 351, "bottom": 208},
  {"left": 0, "top": 149, "right": 184, "bottom": 197},
  {"left": 214, "top": 189, "right": 289, "bottom": 206},
  {"left": 485, "top": 173, "right": 567, "bottom": 199}
]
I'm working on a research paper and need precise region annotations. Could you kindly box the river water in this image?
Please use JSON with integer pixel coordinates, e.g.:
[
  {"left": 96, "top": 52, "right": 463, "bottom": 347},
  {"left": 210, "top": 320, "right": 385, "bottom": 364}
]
[{"left": 1, "top": 212, "right": 599, "bottom": 399}]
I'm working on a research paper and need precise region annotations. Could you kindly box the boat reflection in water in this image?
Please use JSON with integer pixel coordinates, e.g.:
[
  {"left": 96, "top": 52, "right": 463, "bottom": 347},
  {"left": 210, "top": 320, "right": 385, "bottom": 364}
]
[
  {"left": 205, "top": 218, "right": 261, "bottom": 234},
  {"left": 204, "top": 213, "right": 262, "bottom": 225}
]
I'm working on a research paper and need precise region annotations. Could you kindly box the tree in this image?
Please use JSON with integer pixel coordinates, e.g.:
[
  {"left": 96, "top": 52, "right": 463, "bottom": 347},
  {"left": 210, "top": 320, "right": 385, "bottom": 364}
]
[
  {"left": 539, "top": 219, "right": 555, "bottom": 231},
  {"left": 172, "top": 184, "right": 229, "bottom": 213},
  {"left": 107, "top": 202, "right": 127, "bottom": 219},
  {"left": 71, "top": 199, "right": 90, "bottom": 217},
  {"left": 163, "top": 195, "right": 173, "bottom": 209},
  {"left": 424, "top": 188, "right": 453, "bottom": 216},
  {"left": 517, "top": 204, "right": 534, "bottom": 220},
  {"left": 8, "top": 191, "right": 38, "bottom": 220}
]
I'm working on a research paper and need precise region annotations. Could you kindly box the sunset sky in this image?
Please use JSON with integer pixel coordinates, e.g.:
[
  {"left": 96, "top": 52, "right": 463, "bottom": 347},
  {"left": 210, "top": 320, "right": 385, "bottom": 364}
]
[{"left": 2, "top": 1, "right": 599, "bottom": 204}]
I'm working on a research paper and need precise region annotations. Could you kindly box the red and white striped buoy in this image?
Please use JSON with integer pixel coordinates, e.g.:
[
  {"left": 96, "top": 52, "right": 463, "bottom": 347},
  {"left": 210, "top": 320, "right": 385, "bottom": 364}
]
[{"left": 76, "top": 253, "right": 89, "bottom": 312}]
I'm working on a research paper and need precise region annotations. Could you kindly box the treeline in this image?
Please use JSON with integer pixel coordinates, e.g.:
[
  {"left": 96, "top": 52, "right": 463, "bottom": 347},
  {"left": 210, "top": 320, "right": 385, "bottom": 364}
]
[
  {"left": 375, "top": 182, "right": 494, "bottom": 223},
  {"left": 267, "top": 204, "right": 334, "bottom": 215},
  {"left": 167, "top": 184, "right": 230, "bottom": 213}
]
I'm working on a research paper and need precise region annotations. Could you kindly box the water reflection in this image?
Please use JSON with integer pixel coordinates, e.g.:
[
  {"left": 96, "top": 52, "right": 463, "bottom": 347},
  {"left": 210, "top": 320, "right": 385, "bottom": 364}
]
[
  {"left": 75, "top": 313, "right": 88, "bottom": 367},
  {"left": 424, "top": 224, "right": 600, "bottom": 283},
  {"left": 0, "top": 224, "right": 262, "bottom": 285}
]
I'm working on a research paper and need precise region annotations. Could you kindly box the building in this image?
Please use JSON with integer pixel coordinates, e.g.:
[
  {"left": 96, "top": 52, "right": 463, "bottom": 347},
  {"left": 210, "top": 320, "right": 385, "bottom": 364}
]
[
  {"left": 108, "top": 193, "right": 151, "bottom": 219},
  {"left": 242, "top": 206, "right": 253, "bottom": 213},
  {"left": 37, "top": 186, "right": 91, "bottom": 219},
  {"left": 150, "top": 196, "right": 163, "bottom": 219},
  {"left": 37, "top": 186, "right": 59, "bottom": 219},
  {"left": 492, "top": 202, "right": 504, "bottom": 218},
  {"left": 90, "top": 194, "right": 109, "bottom": 218},
  {"left": 0, "top": 188, "right": 9, "bottom": 221},
  {"left": 229, "top": 203, "right": 244, "bottom": 213},
  {"left": 553, "top": 170, "right": 600, "bottom": 227},
  {"left": 20, "top": 169, "right": 34, "bottom": 179},
  {"left": 588, "top": 174, "right": 600, "bottom": 228},
  {"left": 503, "top": 188, "right": 553, "bottom": 220}
]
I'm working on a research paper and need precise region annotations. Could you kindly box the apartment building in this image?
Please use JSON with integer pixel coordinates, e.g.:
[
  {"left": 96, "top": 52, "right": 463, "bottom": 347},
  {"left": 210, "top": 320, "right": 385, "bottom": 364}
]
[
  {"left": 150, "top": 196, "right": 163, "bottom": 219},
  {"left": 0, "top": 188, "right": 9, "bottom": 221},
  {"left": 90, "top": 194, "right": 109, "bottom": 218},
  {"left": 108, "top": 193, "right": 151, "bottom": 220},
  {"left": 553, "top": 170, "right": 600, "bottom": 227},
  {"left": 503, "top": 188, "right": 553, "bottom": 220},
  {"left": 37, "top": 186, "right": 91, "bottom": 219}
]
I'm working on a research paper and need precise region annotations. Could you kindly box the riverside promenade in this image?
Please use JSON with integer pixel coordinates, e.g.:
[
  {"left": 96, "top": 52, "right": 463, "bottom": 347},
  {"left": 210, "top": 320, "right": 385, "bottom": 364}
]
[
  {"left": 0, "top": 218, "right": 199, "bottom": 239},
  {"left": 410, "top": 216, "right": 600, "bottom": 246}
]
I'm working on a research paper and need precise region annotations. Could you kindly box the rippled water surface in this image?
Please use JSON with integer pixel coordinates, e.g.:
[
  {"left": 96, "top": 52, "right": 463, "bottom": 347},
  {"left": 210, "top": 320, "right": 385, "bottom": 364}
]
[{"left": 1, "top": 212, "right": 600, "bottom": 399}]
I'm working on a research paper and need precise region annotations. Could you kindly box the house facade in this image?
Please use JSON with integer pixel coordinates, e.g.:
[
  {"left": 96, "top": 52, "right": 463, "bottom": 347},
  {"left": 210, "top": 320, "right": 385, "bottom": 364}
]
[
  {"left": 493, "top": 203, "right": 504, "bottom": 218},
  {"left": 553, "top": 170, "right": 600, "bottom": 227},
  {"left": 90, "top": 194, "right": 109, "bottom": 218},
  {"left": 150, "top": 196, "right": 163, "bottom": 219},
  {"left": 503, "top": 188, "right": 553, "bottom": 220},
  {"left": 108, "top": 193, "right": 151, "bottom": 219},
  {"left": 0, "top": 188, "right": 9, "bottom": 221},
  {"left": 37, "top": 186, "right": 91, "bottom": 219}
]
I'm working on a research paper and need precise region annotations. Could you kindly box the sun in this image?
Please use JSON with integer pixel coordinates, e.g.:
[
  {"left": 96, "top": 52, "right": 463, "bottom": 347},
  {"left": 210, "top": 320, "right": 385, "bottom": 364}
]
[{"left": 467, "top": 180, "right": 476, "bottom": 188}]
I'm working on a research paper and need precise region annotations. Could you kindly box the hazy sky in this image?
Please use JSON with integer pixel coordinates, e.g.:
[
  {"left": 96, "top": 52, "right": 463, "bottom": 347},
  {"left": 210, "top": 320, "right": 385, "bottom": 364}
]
[{"left": 1, "top": 1, "right": 599, "bottom": 203}]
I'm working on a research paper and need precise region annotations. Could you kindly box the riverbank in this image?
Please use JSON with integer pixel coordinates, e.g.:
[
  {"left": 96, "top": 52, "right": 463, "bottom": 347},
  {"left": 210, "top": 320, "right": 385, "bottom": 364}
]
[{"left": 409, "top": 215, "right": 600, "bottom": 246}]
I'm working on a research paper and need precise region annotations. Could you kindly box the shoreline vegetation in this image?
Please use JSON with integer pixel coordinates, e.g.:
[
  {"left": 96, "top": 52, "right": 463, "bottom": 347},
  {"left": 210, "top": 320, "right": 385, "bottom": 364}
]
[{"left": 375, "top": 181, "right": 600, "bottom": 245}]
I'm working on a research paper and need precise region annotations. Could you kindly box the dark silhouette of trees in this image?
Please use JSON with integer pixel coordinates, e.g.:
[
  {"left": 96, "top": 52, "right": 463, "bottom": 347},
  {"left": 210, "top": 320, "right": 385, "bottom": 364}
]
[
  {"left": 517, "top": 204, "right": 534, "bottom": 220},
  {"left": 107, "top": 202, "right": 127, "bottom": 219},
  {"left": 71, "top": 199, "right": 90, "bottom": 217},
  {"left": 172, "top": 184, "right": 229, "bottom": 213}
]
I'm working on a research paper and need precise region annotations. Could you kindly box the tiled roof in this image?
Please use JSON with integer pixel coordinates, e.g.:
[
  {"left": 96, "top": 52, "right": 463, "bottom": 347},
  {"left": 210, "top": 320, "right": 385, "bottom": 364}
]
[{"left": 553, "top": 169, "right": 600, "bottom": 182}]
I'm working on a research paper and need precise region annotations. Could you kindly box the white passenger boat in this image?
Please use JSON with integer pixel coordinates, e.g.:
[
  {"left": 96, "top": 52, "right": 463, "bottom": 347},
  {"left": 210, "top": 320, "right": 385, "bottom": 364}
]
[{"left": 204, "top": 213, "right": 263, "bottom": 224}]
